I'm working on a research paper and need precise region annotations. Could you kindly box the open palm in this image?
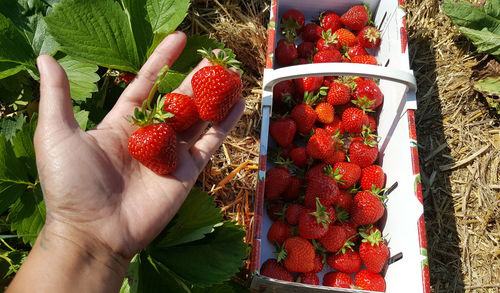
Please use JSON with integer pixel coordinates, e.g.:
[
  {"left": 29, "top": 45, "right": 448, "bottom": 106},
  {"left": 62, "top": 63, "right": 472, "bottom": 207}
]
[{"left": 34, "top": 32, "right": 244, "bottom": 261}]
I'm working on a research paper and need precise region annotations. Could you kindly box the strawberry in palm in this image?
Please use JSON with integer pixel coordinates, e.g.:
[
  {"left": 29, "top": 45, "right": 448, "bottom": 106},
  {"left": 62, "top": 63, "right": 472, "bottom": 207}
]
[
  {"left": 162, "top": 93, "right": 199, "bottom": 132},
  {"left": 192, "top": 48, "right": 242, "bottom": 122}
]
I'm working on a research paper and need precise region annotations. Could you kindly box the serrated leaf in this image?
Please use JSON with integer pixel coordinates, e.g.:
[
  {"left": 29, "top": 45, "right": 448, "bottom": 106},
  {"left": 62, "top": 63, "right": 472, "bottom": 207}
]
[
  {"left": 484, "top": 0, "right": 500, "bottom": 19},
  {"left": 57, "top": 55, "right": 99, "bottom": 101},
  {"left": 172, "top": 35, "right": 224, "bottom": 72},
  {"left": 0, "top": 13, "right": 37, "bottom": 69},
  {"left": 74, "top": 109, "right": 89, "bottom": 130},
  {"left": 442, "top": 0, "right": 500, "bottom": 34},
  {"left": 12, "top": 114, "right": 38, "bottom": 180},
  {"left": 121, "top": 0, "right": 153, "bottom": 65},
  {"left": 0, "top": 71, "right": 34, "bottom": 105},
  {"left": 156, "top": 188, "right": 223, "bottom": 248},
  {"left": 45, "top": 0, "right": 141, "bottom": 73},
  {"left": 0, "top": 114, "right": 26, "bottom": 142},
  {"left": 29, "top": 14, "right": 58, "bottom": 56},
  {"left": 146, "top": 0, "right": 190, "bottom": 34},
  {"left": 459, "top": 27, "right": 500, "bottom": 57},
  {"left": 0, "top": 62, "right": 26, "bottom": 79},
  {"left": 158, "top": 70, "right": 187, "bottom": 94},
  {"left": 152, "top": 222, "right": 247, "bottom": 287}
]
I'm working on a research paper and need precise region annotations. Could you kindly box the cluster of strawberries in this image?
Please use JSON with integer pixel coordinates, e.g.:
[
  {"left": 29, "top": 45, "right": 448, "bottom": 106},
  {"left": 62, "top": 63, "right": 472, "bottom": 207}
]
[
  {"left": 127, "top": 49, "right": 242, "bottom": 175},
  {"left": 275, "top": 5, "right": 381, "bottom": 67},
  {"left": 260, "top": 5, "right": 389, "bottom": 292}
]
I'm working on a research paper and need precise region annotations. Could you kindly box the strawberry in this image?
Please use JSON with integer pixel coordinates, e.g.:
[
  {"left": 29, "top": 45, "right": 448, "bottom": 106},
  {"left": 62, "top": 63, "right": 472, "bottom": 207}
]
[
  {"left": 359, "top": 229, "right": 390, "bottom": 273},
  {"left": 117, "top": 72, "right": 135, "bottom": 85},
  {"left": 355, "top": 270, "right": 386, "bottom": 292},
  {"left": 334, "top": 28, "right": 358, "bottom": 48},
  {"left": 336, "top": 190, "right": 354, "bottom": 214},
  {"left": 267, "top": 202, "right": 285, "bottom": 221},
  {"left": 323, "top": 115, "right": 345, "bottom": 135},
  {"left": 285, "top": 203, "right": 306, "bottom": 225},
  {"left": 343, "top": 219, "right": 359, "bottom": 242},
  {"left": 294, "top": 76, "right": 324, "bottom": 97},
  {"left": 275, "top": 39, "right": 298, "bottom": 66},
  {"left": 298, "top": 200, "right": 331, "bottom": 239},
  {"left": 340, "top": 5, "right": 370, "bottom": 31},
  {"left": 351, "top": 189, "right": 385, "bottom": 225},
  {"left": 282, "top": 176, "right": 303, "bottom": 202},
  {"left": 367, "top": 115, "right": 377, "bottom": 132},
  {"left": 267, "top": 220, "right": 292, "bottom": 245},
  {"left": 161, "top": 93, "right": 199, "bottom": 132},
  {"left": 280, "top": 236, "right": 315, "bottom": 272},
  {"left": 333, "top": 162, "right": 362, "bottom": 190},
  {"left": 319, "top": 224, "right": 347, "bottom": 253},
  {"left": 315, "top": 102, "right": 335, "bottom": 124},
  {"left": 260, "top": 258, "right": 293, "bottom": 282},
  {"left": 353, "top": 79, "right": 383, "bottom": 109},
  {"left": 306, "top": 133, "right": 335, "bottom": 159},
  {"left": 360, "top": 165, "right": 385, "bottom": 191},
  {"left": 316, "top": 29, "right": 340, "bottom": 51},
  {"left": 320, "top": 11, "right": 343, "bottom": 33},
  {"left": 328, "top": 246, "right": 362, "bottom": 274},
  {"left": 311, "top": 253, "right": 325, "bottom": 273},
  {"left": 270, "top": 118, "right": 296, "bottom": 147},
  {"left": 323, "top": 149, "right": 346, "bottom": 165},
  {"left": 280, "top": 9, "right": 305, "bottom": 34},
  {"left": 192, "top": 49, "right": 242, "bottom": 122},
  {"left": 304, "top": 166, "right": 339, "bottom": 209},
  {"left": 342, "top": 107, "right": 369, "bottom": 133},
  {"left": 265, "top": 167, "right": 292, "bottom": 201},
  {"left": 313, "top": 49, "right": 342, "bottom": 63},
  {"left": 302, "top": 23, "right": 322, "bottom": 42},
  {"left": 296, "top": 272, "right": 319, "bottom": 285},
  {"left": 323, "top": 272, "right": 354, "bottom": 288},
  {"left": 357, "top": 26, "right": 381, "bottom": 48},
  {"left": 349, "top": 136, "right": 378, "bottom": 168},
  {"left": 290, "top": 93, "right": 319, "bottom": 134},
  {"left": 289, "top": 146, "right": 308, "bottom": 168},
  {"left": 297, "top": 41, "right": 316, "bottom": 59},
  {"left": 273, "top": 79, "right": 298, "bottom": 113},
  {"left": 351, "top": 55, "right": 378, "bottom": 65},
  {"left": 345, "top": 44, "right": 368, "bottom": 60},
  {"left": 327, "top": 81, "right": 351, "bottom": 105}
]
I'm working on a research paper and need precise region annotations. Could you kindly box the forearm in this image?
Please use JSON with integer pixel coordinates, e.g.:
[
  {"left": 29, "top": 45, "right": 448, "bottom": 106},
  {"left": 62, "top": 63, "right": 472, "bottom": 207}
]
[{"left": 7, "top": 221, "right": 129, "bottom": 293}]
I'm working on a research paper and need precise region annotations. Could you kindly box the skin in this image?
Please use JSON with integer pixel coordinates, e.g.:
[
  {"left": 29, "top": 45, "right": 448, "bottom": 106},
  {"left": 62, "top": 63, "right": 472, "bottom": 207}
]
[{"left": 6, "top": 31, "right": 245, "bottom": 293}]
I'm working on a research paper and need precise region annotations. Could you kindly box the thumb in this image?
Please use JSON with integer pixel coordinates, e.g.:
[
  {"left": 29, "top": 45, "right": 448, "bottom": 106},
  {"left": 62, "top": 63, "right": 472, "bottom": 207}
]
[{"left": 36, "top": 55, "right": 80, "bottom": 136}]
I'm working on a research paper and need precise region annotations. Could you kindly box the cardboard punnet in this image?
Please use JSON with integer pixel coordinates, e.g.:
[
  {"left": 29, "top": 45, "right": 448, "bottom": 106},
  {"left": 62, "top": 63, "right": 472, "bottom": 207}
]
[{"left": 250, "top": 0, "right": 430, "bottom": 292}]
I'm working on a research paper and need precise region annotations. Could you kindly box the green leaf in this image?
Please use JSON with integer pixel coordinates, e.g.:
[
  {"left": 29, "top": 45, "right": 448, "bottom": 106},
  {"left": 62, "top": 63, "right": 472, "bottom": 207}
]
[
  {"left": 0, "top": 115, "right": 26, "bottom": 142},
  {"left": 0, "top": 62, "right": 25, "bottom": 79},
  {"left": 484, "top": 0, "right": 500, "bottom": 19},
  {"left": 28, "top": 14, "right": 59, "bottom": 56},
  {"left": 152, "top": 222, "right": 247, "bottom": 287},
  {"left": 0, "top": 71, "right": 34, "bottom": 105},
  {"left": 459, "top": 27, "right": 500, "bottom": 57},
  {"left": 191, "top": 281, "right": 249, "bottom": 293},
  {"left": 441, "top": 0, "right": 500, "bottom": 34},
  {"left": 474, "top": 76, "right": 500, "bottom": 95},
  {"left": 74, "top": 109, "right": 89, "bottom": 130},
  {"left": 146, "top": 0, "right": 190, "bottom": 34},
  {"left": 156, "top": 188, "right": 223, "bottom": 248},
  {"left": 57, "top": 55, "right": 99, "bottom": 101},
  {"left": 158, "top": 70, "right": 188, "bottom": 94},
  {"left": 0, "top": 13, "right": 37, "bottom": 69},
  {"left": 121, "top": 0, "right": 153, "bottom": 65},
  {"left": 45, "top": 0, "right": 141, "bottom": 73},
  {"left": 11, "top": 115, "right": 38, "bottom": 180}
]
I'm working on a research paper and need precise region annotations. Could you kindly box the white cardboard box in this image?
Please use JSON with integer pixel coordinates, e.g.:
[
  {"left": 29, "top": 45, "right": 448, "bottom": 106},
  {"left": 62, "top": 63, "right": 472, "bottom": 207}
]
[{"left": 250, "top": 0, "right": 430, "bottom": 292}]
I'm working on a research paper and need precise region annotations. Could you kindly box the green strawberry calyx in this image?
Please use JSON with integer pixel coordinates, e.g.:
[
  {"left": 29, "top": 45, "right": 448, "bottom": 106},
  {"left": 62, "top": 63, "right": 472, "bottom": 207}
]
[
  {"left": 197, "top": 48, "right": 243, "bottom": 75},
  {"left": 337, "top": 240, "right": 356, "bottom": 255},
  {"left": 310, "top": 198, "right": 332, "bottom": 230},
  {"left": 360, "top": 228, "right": 384, "bottom": 246},
  {"left": 280, "top": 18, "right": 300, "bottom": 42}
]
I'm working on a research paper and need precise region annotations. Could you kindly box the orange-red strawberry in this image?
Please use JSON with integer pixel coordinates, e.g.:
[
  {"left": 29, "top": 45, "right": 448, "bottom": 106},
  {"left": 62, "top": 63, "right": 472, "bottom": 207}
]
[
  {"left": 289, "top": 146, "right": 308, "bottom": 168},
  {"left": 296, "top": 272, "right": 319, "bottom": 285},
  {"left": 333, "top": 162, "right": 362, "bottom": 190},
  {"left": 357, "top": 26, "right": 381, "bottom": 48},
  {"left": 320, "top": 11, "right": 343, "bottom": 32},
  {"left": 265, "top": 167, "right": 292, "bottom": 200},
  {"left": 270, "top": 118, "right": 296, "bottom": 147},
  {"left": 323, "top": 272, "right": 354, "bottom": 288},
  {"left": 275, "top": 39, "right": 298, "bottom": 66},
  {"left": 298, "top": 200, "right": 332, "bottom": 239},
  {"left": 302, "top": 23, "right": 322, "bottom": 42},
  {"left": 359, "top": 229, "right": 389, "bottom": 273},
  {"left": 285, "top": 203, "right": 306, "bottom": 225},
  {"left": 324, "top": 115, "right": 345, "bottom": 135},
  {"left": 267, "top": 220, "right": 292, "bottom": 245},
  {"left": 328, "top": 246, "right": 362, "bottom": 274},
  {"left": 294, "top": 76, "right": 324, "bottom": 97},
  {"left": 306, "top": 133, "right": 335, "bottom": 159},
  {"left": 281, "top": 236, "right": 315, "bottom": 272},
  {"left": 260, "top": 258, "right": 293, "bottom": 282},
  {"left": 334, "top": 28, "right": 358, "bottom": 47},
  {"left": 282, "top": 176, "right": 303, "bottom": 202},
  {"left": 162, "top": 93, "right": 199, "bottom": 132},
  {"left": 349, "top": 136, "right": 378, "bottom": 168},
  {"left": 327, "top": 81, "right": 351, "bottom": 105},
  {"left": 351, "top": 189, "right": 385, "bottom": 225},
  {"left": 360, "top": 165, "right": 385, "bottom": 191},
  {"left": 323, "top": 148, "right": 346, "bottom": 165},
  {"left": 192, "top": 49, "right": 242, "bottom": 122},
  {"left": 315, "top": 102, "right": 335, "bottom": 124},
  {"left": 319, "top": 224, "right": 347, "bottom": 253},
  {"left": 128, "top": 123, "right": 177, "bottom": 175},
  {"left": 340, "top": 5, "right": 370, "bottom": 31},
  {"left": 351, "top": 55, "right": 378, "bottom": 65},
  {"left": 313, "top": 49, "right": 342, "bottom": 63},
  {"left": 342, "top": 107, "right": 369, "bottom": 133},
  {"left": 355, "top": 269, "right": 386, "bottom": 292}
]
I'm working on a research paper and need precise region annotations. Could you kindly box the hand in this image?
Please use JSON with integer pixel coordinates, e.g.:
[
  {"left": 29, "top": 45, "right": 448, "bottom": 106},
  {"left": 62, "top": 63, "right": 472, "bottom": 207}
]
[{"left": 32, "top": 31, "right": 243, "bottom": 273}]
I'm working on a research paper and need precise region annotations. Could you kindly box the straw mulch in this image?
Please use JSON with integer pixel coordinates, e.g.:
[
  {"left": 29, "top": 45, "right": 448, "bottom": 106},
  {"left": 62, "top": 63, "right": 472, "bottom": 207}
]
[{"left": 187, "top": 0, "right": 500, "bottom": 291}]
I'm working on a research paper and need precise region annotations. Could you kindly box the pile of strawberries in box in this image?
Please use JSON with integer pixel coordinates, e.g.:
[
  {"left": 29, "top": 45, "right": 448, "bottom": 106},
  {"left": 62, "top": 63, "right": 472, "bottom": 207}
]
[{"left": 261, "top": 4, "right": 391, "bottom": 292}]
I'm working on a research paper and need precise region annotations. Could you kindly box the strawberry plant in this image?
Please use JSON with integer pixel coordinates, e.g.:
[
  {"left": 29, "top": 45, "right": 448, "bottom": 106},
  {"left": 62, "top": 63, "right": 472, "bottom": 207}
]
[{"left": 0, "top": 0, "right": 247, "bottom": 291}]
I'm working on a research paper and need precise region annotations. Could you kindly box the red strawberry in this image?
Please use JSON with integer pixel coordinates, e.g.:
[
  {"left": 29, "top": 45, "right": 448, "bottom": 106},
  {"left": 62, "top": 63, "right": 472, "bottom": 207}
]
[
  {"left": 297, "top": 58, "right": 309, "bottom": 64},
  {"left": 307, "top": 133, "right": 336, "bottom": 159},
  {"left": 340, "top": 5, "right": 370, "bottom": 31},
  {"left": 295, "top": 76, "right": 324, "bottom": 97},
  {"left": 311, "top": 253, "right": 324, "bottom": 273},
  {"left": 192, "top": 49, "right": 242, "bottom": 122},
  {"left": 297, "top": 41, "right": 316, "bottom": 59},
  {"left": 367, "top": 115, "right": 377, "bottom": 132},
  {"left": 267, "top": 202, "right": 285, "bottom": 221},
  {"left": 162, "top": 93, "right": 199, "bottom": 132},
  {"left": 336, "top": 190, "right": 354, "bottom": 214},
  {"left": 342, "top": 107, "right": 369, "bottom": 133},
  {"left": 323, "top": 115, "right": 345, "bottom": 135},
  {"left": 359, "top": 229, "right": 390, "bottom": 273},
  {"left": 298, "top": 201, "right": 331, "bottom": 239},
  {"left": 285, "top": 203, "right": 306, "bottom": 225},
  {"left": 353, "top": 79, "right": 384, "bottom": 109},
  {"left": 343, "top": 219, "right": 359, "bottom": 242},
  {"left": 323, "top": 149, "right": 346, "bottom": 165},
  {"left": 319, "top": 224, "right": 347, "bottom": 253},
  {"left": 290, "top": 92, "right": 319, "bottom": 135},
  {"left": 333, "top": 162, "right": 362, "bottom": 190},
  {"left": 355, "top": 270, "right": 386, "bottom": 292},
  {"left": 313, "top": 49, "right": 342, "bottom": 63},
  {"left": 270, "top": 118, "right": 296, "bottom": 147},
  {"left": 302, "top": 23, "right": 322, "bottom": 42},
  {"left": 280, "top": 9, "right": 305, "bottom": 34},
  {"left": 296, "top": 272, "right": 319, "bottom": 285},
  {"left": 327, "top": 81, "right": 351, "bottom": 106},
  {"left": 281, "top": 236, "right": 315, "bottom": 272},
  {"left": 360, "top": 165, "right": 385, "bottom": 191},
  {"left": 349, "top": 136, "right": 378, "bottom": 168},
  {"left": 316, "top": 29, "right": 340, "bottom": 51},
  {"left": 320, "top": 11, "right": 343, "bottom": 33},
  {"left": 117, "top": 72, "right": 135, "bottom": 85},
  {"left": 323, "top": 272, "right": 354, "bottom": 288},
  {"left": 357, "top": 26, "right": 381, "bottom": 48},
  {"left": 351, "top": 55, "right": 378, "bottom": 65},
  {"left": 315, "top": 102, "right": 335, "bottom": 124},
  {"left": 305, "top": 163, "right": 327, "bottom": 184},
  {"left": 351, "top": 189, "right": 385, "bottom": 225},
  {"left": 328, "top": 247, "right": 362, "bottom": 274},
  {"left": 267, "top": 220, "right": 292, "bottom": 245},
  {"left": 273, "top": 79, "right": 298, "bottom": 113},
  {"left": 282, "top": 176, "right": 303, "bottom": 202},
  {"left": 275, "top": 39, "right": 298, "bottom": 66},
  {"left": 290, "top": 146, "right": 308, "bottom": 168},
  {"left": 260, "top": 258, "right": 293, "bottom": 282},
  {"left": 265, "top": 167, "right": 292, "bottom": 200},
  {"left": 334, "top": 28, "right": 358, "bottom": 48},
  {"left": 128, "top": 123, "right": 177, "bottom": 175},
  {"left": 345, "top": 44, "right": 368, "bottom": 60}
]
